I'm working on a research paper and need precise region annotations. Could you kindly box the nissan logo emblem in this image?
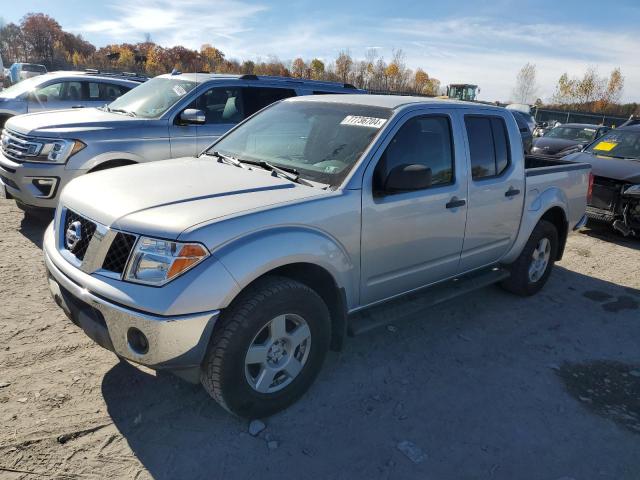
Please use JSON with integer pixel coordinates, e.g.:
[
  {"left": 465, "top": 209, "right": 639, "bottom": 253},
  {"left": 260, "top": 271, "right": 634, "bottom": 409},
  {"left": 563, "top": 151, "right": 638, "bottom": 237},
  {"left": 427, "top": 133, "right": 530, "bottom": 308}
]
[{"left": 65, "top": 221, "right": 83, "bottom": 251}]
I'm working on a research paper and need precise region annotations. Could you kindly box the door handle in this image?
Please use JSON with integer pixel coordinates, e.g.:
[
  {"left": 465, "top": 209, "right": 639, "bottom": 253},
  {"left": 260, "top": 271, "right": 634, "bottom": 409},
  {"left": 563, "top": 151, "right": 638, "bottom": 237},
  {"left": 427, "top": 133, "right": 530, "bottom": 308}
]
[
  {"left": 446, "top": 197, "right": 466, "bottom": 209},
  {"left": 505, "top": 187, "right": 521, "bottom": 197},
  {"left": 71, "top": 105, "right": 85, "bottom": 109}
]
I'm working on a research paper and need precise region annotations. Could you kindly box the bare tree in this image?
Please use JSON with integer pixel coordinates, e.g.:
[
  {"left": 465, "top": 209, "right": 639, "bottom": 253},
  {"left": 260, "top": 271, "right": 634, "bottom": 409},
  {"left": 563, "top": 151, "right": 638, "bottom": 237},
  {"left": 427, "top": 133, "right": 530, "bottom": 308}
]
[{"left": 512, "top": 63, "right": 538, "bottom": 104}]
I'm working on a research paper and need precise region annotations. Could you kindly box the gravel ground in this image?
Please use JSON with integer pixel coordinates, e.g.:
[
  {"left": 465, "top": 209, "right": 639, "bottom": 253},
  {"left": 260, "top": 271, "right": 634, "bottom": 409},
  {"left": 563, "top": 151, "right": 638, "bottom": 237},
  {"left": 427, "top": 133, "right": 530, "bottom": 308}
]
[{"left": 1, "top": 198, "right": 639, "bottom": 480}]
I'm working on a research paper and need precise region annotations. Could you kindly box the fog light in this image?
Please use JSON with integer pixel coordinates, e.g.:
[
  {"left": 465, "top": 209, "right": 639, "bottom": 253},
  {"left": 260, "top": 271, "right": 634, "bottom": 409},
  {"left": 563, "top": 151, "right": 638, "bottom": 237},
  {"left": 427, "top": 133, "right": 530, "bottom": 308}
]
[
  {"left": 30, "top": 177, "right": 57, "bottom": 198},
  {"left": 127, "top": 327, "right": 149, "bottom": 355}
]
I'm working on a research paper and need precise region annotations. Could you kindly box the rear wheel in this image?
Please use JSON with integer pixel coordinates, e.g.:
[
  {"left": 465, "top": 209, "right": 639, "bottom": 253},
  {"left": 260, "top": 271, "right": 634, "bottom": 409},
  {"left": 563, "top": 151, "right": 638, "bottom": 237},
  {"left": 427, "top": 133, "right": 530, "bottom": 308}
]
[
  {"left": 200, "top": 276, "right": 331, "bottom": 418},
  {"left": 500, "top": 219, "right": 558, "bottom": 296}
]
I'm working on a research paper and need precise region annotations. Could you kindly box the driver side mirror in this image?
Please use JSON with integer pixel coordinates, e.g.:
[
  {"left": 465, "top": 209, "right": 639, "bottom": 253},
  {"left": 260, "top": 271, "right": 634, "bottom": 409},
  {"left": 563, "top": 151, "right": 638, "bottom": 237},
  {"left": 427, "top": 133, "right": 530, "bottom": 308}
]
[
  {"left": 179, "top": 108, "right": 205, "bottom": 125},
  {"left": 383, "top": 164, "right": 432, "bottom": 193}
]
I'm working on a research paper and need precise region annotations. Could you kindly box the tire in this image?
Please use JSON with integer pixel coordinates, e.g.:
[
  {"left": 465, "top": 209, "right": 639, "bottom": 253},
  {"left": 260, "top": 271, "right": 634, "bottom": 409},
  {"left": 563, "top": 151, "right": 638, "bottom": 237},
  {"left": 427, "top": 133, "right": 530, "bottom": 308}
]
[
  {"left": 500, "top": 219, "right": 558, "bottom": 297},
  {"left": 201, "top": 276, "right": 331, "bottom": 418}
]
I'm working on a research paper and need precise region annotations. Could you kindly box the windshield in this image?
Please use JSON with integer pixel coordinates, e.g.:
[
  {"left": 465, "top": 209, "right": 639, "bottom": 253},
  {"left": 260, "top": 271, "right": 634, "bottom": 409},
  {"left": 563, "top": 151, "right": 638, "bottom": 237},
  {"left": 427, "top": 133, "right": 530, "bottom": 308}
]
[
  {"left": 207, "top": 101, "right": 392, "bottom": 186},
  {"left": 22, "top": 64, "right": 46, "bottom": 73},
  {"left": 586, "top": 129, "right": 640, "bottom": 160},
  {"left": 0, "top": 75, "right": 46, "bottom": 98},
  {"left": 544, "top": 126, "right": 597, "bottom": 142},
  {"left": 107, "top": 77, "right": 198, "bottom": 118}
]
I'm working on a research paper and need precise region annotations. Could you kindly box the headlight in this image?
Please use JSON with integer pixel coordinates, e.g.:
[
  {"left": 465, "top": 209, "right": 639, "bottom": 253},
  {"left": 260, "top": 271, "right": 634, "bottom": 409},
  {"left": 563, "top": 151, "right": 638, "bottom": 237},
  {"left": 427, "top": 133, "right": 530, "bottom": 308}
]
[
  {"left": 623, "top": 184, "right": 640, "bottom": 198},
  {"left": 41, "top": 139, "right": 86, "bottom": 163},
  {"left": 124, "top": 237, "right": 209, "bottom": 286}
]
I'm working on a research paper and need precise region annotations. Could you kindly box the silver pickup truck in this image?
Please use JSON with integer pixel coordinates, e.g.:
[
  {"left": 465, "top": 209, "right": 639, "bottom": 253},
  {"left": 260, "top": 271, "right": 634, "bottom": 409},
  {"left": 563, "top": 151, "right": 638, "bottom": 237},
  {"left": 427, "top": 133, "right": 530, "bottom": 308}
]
[
  {"left": 0, "top": 73, "right": 362, "bottom": 215},
  {"left": 44, "top": 95, "right": 591, "bottom": 417}
]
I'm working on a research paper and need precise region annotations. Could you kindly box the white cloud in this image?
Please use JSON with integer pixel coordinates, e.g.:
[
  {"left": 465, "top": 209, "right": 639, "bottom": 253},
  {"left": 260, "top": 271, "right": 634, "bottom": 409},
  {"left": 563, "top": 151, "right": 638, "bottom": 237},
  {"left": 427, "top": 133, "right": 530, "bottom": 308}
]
[
  {"left": 78, "top": 0, "right": 267, "bottom": 47},
  {"left": 73, "top": 5, "right": 640, "bottom": 102}
]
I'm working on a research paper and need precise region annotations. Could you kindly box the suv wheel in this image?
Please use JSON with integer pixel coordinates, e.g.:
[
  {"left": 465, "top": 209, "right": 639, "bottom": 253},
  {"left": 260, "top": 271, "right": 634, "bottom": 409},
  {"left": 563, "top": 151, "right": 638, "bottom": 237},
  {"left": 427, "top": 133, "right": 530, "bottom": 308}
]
[
  {"left": 201, "top": 276, "right": 331, "bottom": 418},
  {"left": 500, "top": 219, "right": 558, "bottom": 296}
]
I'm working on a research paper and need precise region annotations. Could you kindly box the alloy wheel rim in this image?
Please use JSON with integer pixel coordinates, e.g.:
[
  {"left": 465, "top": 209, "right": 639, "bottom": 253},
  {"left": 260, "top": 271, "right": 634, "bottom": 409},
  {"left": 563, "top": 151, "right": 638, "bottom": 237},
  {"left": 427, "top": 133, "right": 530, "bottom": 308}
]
[
  {"left": 528, "top": 237, "right": 551, "bottom": 283},
  {"left": 244, "top": 313, "right": 311, "bottom": 394}
]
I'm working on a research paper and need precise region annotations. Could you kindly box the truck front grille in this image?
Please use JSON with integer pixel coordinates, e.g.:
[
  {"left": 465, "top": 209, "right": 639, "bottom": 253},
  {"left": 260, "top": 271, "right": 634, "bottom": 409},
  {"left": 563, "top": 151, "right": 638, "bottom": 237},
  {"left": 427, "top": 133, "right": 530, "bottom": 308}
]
[
  {"left": 102, "top": 232, "right": 137, "bottom": 274},
  {"left": 61, "top": 208, "right": 137, "bottom": 277},
  {"left": 0, "top": 129, "right": 43, "bottom": 163},
  {"left": 64, "top": 210, "right": 97, "bottom": 260}
]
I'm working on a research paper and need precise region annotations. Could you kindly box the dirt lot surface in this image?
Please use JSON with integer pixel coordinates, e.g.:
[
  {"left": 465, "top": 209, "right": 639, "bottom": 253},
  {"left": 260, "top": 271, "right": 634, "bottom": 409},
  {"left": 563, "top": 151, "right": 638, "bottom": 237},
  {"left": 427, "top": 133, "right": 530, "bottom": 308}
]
[{"left": 1, "top": 198, "right": 639, "bottom": 480}]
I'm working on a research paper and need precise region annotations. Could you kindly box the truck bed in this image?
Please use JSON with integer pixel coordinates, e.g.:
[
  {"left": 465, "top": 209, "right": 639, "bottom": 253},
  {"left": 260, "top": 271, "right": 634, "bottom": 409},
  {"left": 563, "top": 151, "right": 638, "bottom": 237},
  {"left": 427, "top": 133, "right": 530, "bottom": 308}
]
[{"left": 524, "top": 155, "right": 591, "bottom": 177}]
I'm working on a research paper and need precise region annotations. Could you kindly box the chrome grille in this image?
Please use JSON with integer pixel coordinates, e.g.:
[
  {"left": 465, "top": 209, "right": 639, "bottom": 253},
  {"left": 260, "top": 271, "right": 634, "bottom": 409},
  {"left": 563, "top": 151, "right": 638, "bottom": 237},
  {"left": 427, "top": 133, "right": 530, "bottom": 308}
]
[
  {"left": 59, "top": 208, "right": 137, "bottom": 277},
  {"left": 0, "top": 129, "right": 43, "bottom": 162},
  {"left": 64, "top": 210, "right": 97, "bottom": 260}
]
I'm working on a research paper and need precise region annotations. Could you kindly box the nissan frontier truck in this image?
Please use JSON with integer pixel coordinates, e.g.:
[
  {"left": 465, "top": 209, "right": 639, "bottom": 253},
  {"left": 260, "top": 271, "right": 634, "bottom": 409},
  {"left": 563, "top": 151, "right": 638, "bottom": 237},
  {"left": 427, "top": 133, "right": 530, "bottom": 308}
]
[{"left": 44, "top": 95, "right": 591, "bottom": 417}]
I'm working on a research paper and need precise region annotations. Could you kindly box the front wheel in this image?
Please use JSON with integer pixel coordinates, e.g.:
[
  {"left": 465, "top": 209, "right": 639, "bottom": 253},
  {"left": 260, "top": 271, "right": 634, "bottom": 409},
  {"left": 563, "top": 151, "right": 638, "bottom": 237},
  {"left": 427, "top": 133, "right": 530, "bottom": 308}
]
[
  {"left": 500, "top": 219, "right": 558, "bottom": 296},
  {"left": 200, "top": 276, "right": 331, "bottom": 418}
]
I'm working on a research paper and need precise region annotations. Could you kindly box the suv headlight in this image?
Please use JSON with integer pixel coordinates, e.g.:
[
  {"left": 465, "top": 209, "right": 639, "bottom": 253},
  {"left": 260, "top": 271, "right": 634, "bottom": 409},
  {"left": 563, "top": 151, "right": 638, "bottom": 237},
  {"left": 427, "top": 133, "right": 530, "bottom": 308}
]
[
  {"left": 124, "top": 237, "right": 210, "bottom": 286},
  {"left": 40, "top": 139, "right": 86, "bottom": 163}
]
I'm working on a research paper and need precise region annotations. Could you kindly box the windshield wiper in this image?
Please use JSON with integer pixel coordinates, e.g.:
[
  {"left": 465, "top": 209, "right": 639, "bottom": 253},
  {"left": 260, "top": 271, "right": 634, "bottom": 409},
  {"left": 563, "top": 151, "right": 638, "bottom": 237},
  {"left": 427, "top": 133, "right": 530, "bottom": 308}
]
[
  {"left": 207, "top": 152, "right": 319, "bottom": 187},
  {"left": 238, "top": 159, "right": 317, "bottom": 187},
  {"left": 208, "top": 151, "right": 243, "bottom": 168},
  {"left": 110, "top": 108, "right": 136, "bottom": 117}
]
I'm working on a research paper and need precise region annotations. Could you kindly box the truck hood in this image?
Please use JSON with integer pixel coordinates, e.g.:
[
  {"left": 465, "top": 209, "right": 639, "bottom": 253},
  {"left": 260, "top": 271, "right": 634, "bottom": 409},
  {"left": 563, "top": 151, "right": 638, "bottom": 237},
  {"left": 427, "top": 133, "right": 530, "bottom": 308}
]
[
  {"left": 60, "top": 157, "right": 327, "bottom": 239},
  {"left": 564, "top": 151, "right": 640, "bottom": 183},
  {"left": 6, "top": 108, "right": 145, "bottom": 137}
]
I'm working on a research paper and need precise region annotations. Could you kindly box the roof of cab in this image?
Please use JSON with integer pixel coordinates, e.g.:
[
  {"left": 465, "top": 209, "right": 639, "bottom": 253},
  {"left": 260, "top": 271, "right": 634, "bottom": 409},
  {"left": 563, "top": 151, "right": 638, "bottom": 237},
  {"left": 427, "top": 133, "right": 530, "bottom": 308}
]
[
  {"left": 157, "top": 72, "right": 362, "bottom": 91},
  {"left": 287, "top": 94, "right": 505, "bottom": 111}
]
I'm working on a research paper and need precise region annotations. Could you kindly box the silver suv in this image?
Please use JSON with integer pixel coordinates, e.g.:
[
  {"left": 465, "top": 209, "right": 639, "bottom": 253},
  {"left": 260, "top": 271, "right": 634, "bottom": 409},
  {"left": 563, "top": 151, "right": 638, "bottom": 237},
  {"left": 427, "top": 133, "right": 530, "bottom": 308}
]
[
  {"left": 0, "top": 73, "right": 363, "bottom": 214},
  {"left": 0, "top": 70, "right": 145, "bottom": 127}
]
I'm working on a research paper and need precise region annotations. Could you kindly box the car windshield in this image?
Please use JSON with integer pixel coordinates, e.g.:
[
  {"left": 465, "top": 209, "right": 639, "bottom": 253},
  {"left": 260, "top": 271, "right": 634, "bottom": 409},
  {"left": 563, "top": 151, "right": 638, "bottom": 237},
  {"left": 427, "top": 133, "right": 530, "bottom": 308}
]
[
  {"left": 0, "top": 75, "right": 47, "bottom": 98},
  {"left": 207, "top": 101, "right": 392, "bottom": 187},
  {"left": 22, "top": 64, "right": 46, "bottom": 73},
  {"left": 544, "top": 126, "right": 597, "bottom": 141},
  {"left": 585, "top": 129, "right": 640, "bottom": 160},
  {"left": 107, "top": 77, "right": 198, "bottom": 118}
]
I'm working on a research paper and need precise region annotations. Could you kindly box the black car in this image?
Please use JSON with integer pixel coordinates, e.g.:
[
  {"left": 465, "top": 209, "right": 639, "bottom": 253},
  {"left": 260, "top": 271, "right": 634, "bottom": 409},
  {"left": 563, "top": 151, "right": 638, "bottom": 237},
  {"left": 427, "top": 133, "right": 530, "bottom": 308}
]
[
  {"left": 564, "top": 125, "right": 640, "bottom": 236},
  {"left": 531, "top": 123, "right": 610, "bottom": 158},
  {"left": 509, "top": 110, "right": 533, "bottom": 154}
]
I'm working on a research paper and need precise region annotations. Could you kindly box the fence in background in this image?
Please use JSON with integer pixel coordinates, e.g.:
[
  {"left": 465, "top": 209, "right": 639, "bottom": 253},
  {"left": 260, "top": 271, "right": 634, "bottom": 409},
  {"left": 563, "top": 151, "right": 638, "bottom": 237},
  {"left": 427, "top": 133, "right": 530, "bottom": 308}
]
[{"left": 533, "top": 108, "right": 628, "bottom": 127}]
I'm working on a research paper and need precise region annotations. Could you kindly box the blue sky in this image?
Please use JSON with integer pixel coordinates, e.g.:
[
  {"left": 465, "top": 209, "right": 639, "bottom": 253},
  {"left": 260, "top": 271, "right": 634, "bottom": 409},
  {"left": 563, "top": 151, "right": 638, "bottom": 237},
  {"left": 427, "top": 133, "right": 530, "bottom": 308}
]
[{"left": 2, "top": 0, "right": 639, "bottom": 102}]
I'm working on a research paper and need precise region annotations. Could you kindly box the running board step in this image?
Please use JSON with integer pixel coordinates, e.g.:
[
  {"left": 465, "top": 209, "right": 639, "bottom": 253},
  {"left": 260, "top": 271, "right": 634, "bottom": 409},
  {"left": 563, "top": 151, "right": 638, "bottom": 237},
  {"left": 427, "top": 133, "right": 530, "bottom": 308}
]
[{"left": 348, "top": 267, "right": 510, "bottom": 336}]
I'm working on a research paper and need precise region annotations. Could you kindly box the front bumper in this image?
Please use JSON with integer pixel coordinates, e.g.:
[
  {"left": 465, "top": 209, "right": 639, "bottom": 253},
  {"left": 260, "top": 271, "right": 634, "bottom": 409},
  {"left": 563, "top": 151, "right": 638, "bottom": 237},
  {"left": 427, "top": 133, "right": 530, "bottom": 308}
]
[
  {"left": 0, "top": 151, "right": 86, "bottom": 209},
  {"left": 45, "top": 247, "right": 220, "bottom": 370}
]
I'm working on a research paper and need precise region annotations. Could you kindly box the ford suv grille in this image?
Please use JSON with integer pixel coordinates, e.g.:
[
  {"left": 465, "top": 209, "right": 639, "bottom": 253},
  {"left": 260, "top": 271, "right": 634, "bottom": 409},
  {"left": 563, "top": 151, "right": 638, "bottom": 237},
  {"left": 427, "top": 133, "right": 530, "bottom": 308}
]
[{"left": 1, "top": 129, "right": 43, "bottom": 163}]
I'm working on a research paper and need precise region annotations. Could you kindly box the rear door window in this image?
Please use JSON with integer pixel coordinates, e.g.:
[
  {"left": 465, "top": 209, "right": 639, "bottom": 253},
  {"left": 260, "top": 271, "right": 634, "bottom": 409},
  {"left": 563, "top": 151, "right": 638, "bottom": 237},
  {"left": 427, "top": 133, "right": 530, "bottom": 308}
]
[
  {"left": 465, "top": 115, "right": 511, "bottom": 179},
  {"left": 243, "top": 87, "right": 297, "bottom": 117}
]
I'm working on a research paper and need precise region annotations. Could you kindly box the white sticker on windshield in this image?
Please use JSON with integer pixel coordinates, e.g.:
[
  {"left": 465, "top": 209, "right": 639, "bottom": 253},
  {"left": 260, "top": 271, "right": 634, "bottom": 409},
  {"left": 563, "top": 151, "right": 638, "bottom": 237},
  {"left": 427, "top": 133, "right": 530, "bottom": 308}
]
[
  {"left": 341, "top": 115, "right": 387, "bottom": 128},
  {"left": 173, "top": 85, "right": 187, "bottom": 96}
]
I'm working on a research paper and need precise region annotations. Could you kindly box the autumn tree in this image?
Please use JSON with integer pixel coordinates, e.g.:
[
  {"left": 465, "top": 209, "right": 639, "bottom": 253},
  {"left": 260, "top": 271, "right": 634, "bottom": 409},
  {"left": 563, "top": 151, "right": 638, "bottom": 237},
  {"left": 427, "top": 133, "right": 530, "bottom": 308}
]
[
  {"left": 0, "top": 22, "right": 26, "bottom": 61},
  {"left": 512, "top": 63, "right": 538, "bottom": 104},
  {"left": 552, "top": 73, "right": 576, "bottom": 104},
  {"left": 600, "top": 68, "right": 624, "bottom": 111},
  {"left": 291, "top": 57, "right": 307, "bottom": 78},
  {"left": 20, "top": 13, "right": 64, "bottom": 65},
  {"left": 200, "top": 44, "right": 224, "bottom": 72},
  {"left": 309, "top": 58, "right": 325, "bottom": 80},
  {"left": 423, "top": 77, "right": 441, "bottom": 96},
  {"left": 241, "top": 60, "right": 255, "bottom": 74},
  {"left": 335, "top": 50, "right": 353, "bottom": 83},
  {"left": 414, "top": 68, "right": 429, "bottom": 93}
]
